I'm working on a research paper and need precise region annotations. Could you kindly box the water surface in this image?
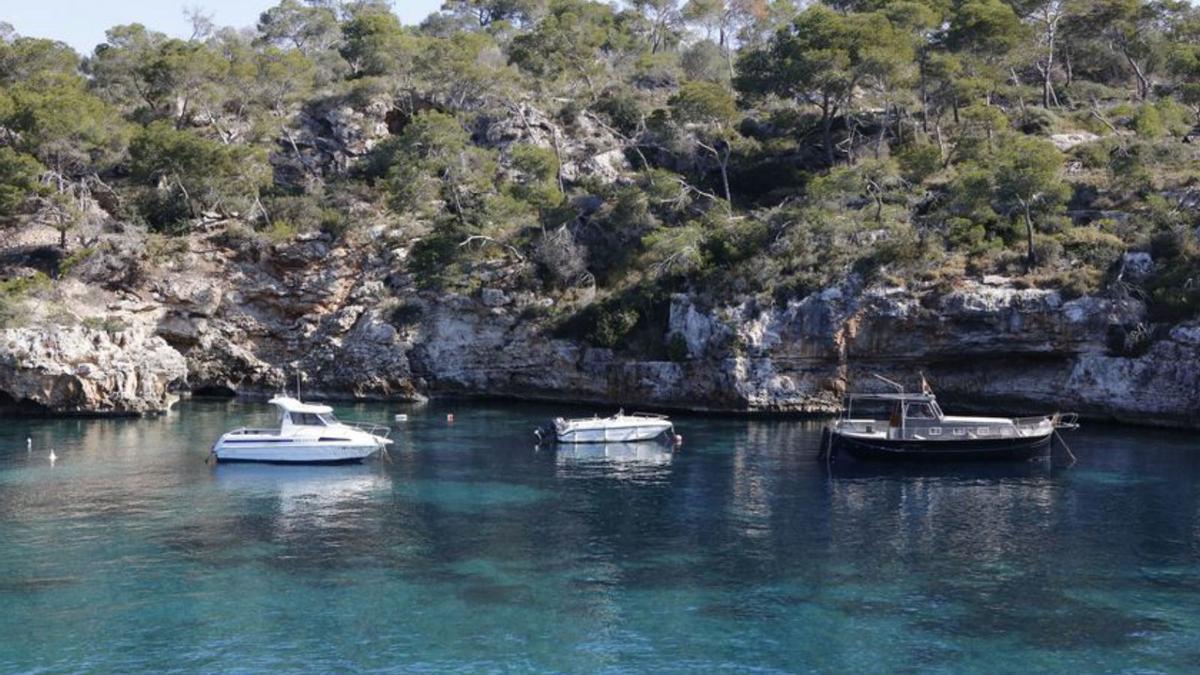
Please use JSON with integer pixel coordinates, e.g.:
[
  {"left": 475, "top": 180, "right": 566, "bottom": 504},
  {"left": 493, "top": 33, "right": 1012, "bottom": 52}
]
[{"left": 1, "top": 399, "right": 1198, "bottom": 672}]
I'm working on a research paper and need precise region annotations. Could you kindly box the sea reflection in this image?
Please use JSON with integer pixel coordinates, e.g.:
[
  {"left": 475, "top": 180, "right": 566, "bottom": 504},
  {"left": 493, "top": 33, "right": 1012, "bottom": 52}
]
[
  {"left": 555, "top": 441, "right": 674, "bottom": 465},
  {"left": 826, "top": 462, "right": 1059, "bottom": 561},
  {"left": 211, "top": 463, "right": 390, "bottom": 518}
]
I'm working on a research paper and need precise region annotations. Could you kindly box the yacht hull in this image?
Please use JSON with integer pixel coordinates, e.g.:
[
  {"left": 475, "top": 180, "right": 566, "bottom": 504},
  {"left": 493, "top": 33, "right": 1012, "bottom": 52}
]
[
  {"left": 212, "top": 442, "right": 380, "bottom": 464},
  {"left": 831, "top": 432, "right": 1051, "bottom": 461},
  {"left": 556, "top": 423, "right": 673, "bottom": 444}
]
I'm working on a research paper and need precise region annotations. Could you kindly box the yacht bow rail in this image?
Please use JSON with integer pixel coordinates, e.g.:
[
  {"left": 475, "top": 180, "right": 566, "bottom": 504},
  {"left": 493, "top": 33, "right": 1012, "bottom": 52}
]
[{"left": 340, "top": 421, "right": 392, "bottom": 438}]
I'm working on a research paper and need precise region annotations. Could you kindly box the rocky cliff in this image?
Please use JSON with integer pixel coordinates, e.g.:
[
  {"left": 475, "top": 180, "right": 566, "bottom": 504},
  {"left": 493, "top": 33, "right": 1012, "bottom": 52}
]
[
  {"left": 0, "top": 98, "right": 1196, "bottom": 425},
  {"left": 7, "top": 226, "right": 1197, "bottom": 427},
  {"left": 0, "top": 325, "right": 186, "bottom": 415}
]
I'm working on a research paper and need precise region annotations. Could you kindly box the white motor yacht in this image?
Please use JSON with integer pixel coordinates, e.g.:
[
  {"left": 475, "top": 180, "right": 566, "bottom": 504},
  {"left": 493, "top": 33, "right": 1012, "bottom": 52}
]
[
  {"left": 211, "top": 396, "right": 392, "bottom": 464},
  {"left": 537, "top": 410, "right": 675, "bottom": 444}
]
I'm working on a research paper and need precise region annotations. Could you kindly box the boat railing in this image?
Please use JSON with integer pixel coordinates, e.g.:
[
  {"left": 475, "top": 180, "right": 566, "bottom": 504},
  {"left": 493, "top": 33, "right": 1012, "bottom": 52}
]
[
  {"left": 627, "top": 412, "right": 671, "bottom": 419},
  {"left": 339, "top": 420, "right": 392, "bottom": 438},
  {"left": 838, "top": 419, "right": 1045, "bottom": 440},
  {"left": 1051, "top": 412, "right": 1080, "bottom": 429}
]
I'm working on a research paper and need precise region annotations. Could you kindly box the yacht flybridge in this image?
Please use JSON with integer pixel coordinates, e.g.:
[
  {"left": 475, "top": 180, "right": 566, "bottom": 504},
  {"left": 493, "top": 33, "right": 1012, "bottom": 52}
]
[
  {"left": 822, "top": 375, "right": 1078, "bottom": 461},
  {"left": 210, "top": 396, "right": 392, "bottom": 464}
]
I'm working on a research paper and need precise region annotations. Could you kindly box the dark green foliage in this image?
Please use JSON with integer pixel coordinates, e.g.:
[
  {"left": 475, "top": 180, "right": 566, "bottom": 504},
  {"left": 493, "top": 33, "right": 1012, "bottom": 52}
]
[
  {"left": 592, "top": 88, "right": 644, "bottom": 135},
  {"left": 0, "top": 148, "right": 45, "bottom": 220},
  {"left": 2, "top": 0, "right": 1199, "bottom": 327},
  {"left": 590, "top": 306, "right": 639, "bottom": 348},
  {"left": 129, "top": 122, "right": 270, "bottom": 229},
  {"left": 895, "top": 143, "right": 942, "bottom": 184}
]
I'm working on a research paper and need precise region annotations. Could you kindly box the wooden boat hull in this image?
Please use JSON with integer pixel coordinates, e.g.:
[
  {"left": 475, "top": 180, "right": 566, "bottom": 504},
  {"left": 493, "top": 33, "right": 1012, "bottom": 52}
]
[{"left": 831, "top": 432, "right": 1051, "bottom": 461}]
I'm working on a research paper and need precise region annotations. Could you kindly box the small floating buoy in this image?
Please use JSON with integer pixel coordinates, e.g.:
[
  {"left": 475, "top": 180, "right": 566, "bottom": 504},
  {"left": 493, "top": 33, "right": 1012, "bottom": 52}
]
[
  {"left": 673, "top": 434, "right": 683, "bottom": 447},
  {"left": 27, "top": 437, "right": 32, "bottom": 451},
  {"left": 48, "top": 449, "right": 57, "bottom": 464},
  {"left": 447, "top": 413, "right": 455, "bottom": 423},
  {"left": 394, "top": 414, "right": 408, "bottom": 422}
]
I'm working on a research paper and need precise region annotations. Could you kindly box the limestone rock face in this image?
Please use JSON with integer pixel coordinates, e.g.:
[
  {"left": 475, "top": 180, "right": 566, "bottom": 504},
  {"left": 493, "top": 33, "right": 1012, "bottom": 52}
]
[
  {"left": 1049, "top": 131, "right": 1101, "bottom": 150},
  {"left": 0, "top": 326, "right": 187, "bottom": 415},
  {"left": 482, "top": 104, "right": 632, "bottom": 184}
]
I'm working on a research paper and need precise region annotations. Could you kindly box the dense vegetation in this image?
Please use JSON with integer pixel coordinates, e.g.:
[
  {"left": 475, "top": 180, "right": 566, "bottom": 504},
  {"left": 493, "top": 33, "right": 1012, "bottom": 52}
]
[{"left": 1, "top": 0, "right": 1199, "bottom": 341}]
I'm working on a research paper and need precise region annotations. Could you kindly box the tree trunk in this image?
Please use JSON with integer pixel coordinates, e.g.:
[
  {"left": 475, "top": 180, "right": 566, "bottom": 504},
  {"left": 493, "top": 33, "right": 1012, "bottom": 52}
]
[
  {"left": 919, "top": 50, "right": 929, "bottom": 134},
  {"left": 719, "top": 148, "right": 732, "bottom": 213},
  {"left": 1123, "top": 47, "right": 1150, "bottom": 100},
  {"left": 1022, "top": 200, "right": 1036, "bottom": 269},
  {"left": 1042, "top": 11, "right": 1058, "bottom": 108},
  {"left": 821, "top": 111, "right": 836, "bottom": 166}
]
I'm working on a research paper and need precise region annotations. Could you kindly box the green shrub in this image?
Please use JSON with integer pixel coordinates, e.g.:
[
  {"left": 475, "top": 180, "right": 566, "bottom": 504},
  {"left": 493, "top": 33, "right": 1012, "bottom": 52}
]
[
  {"left": 589, "top": 307, "right": 639, "bottom": 348},
  {"left": 1133, "top": 104, "right": 1165, "bottom": 138},
  {"left": 136, "top": 186, "right": 193, "bottom": 234},
  {"left": 1154, "top": 98, "right": 1194, "bottom": 136},
  {"left": 895, "top": 143, "right": 942, "bottom": 184},
  {"left": 58, "top": 247, "right": 96, "bottom": 277},
  {"left": 319, "top": 208, "right": 352, "bottom": 240},
  {"left": 1071, "top": 140, "right": 1111, "bottom": 170},
  {"left": 592, "top": 88, "right": 644, "bottom": 135},
  {"left": 0, "top": 273, "right": 50, "bottom": 328},
  {"left": 264, "top": 219, "right": 298, "bottom": 244},
  {"left": 1061, "top": 227, "right": 1125, "bottom": 268},
  {"left": 1018, "top": 107, "right": 1059, "bottom": 135}
]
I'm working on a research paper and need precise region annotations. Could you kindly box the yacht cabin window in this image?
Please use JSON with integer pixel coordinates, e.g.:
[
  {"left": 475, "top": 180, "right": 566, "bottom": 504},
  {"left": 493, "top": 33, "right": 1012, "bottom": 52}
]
[
  {"left": 290, "top": 412, "right": 327, "bottom": 426},
  {"left": 906, "top": 403, "right": 936, "bottom": 419}
]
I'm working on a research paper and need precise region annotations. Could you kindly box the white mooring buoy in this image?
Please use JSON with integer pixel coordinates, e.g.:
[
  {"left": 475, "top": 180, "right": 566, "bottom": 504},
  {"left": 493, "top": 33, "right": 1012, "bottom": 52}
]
[
  {"left": 49, "top": 449, "right": 57, "bottom": 464},
  {"left": 27, "top": 437, "right": 32, "bottom": 451}
]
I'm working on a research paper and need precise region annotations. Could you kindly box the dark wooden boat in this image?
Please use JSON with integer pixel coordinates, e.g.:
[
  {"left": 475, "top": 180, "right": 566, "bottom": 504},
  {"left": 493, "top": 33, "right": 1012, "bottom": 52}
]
[{"left": 821, "top": 376, "right": 1077, "bottom": 462}]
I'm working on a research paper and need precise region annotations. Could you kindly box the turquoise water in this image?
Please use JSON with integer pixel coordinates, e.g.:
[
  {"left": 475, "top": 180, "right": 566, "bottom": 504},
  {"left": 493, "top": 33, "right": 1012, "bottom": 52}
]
[{"left": 1, "top": 399, "right": 1199, "bottom": 672}]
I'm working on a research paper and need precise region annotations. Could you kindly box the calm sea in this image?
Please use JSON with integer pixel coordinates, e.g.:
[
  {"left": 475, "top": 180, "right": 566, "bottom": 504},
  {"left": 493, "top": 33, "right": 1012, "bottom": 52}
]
[{"left": 0, "top": 398, "right": 1198, "bottom": 672}]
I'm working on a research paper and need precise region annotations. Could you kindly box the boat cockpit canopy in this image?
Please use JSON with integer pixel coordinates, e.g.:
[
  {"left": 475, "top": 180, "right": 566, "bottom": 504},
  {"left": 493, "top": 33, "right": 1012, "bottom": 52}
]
[
  {"left": 268, "top": 396, "right": 340, "bottom": 428},
  {"left": 841, "top": 392, "right": 945, "bottom": 421}
]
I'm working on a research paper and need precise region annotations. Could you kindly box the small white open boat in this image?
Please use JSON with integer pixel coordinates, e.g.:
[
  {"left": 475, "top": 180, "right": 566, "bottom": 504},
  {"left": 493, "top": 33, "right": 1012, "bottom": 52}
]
[
  {"left": 210, "top": 396, "right": 392, "bottom": 465},
  {"left": 538, "top": 410, "right": 675, "bottom": 444}
]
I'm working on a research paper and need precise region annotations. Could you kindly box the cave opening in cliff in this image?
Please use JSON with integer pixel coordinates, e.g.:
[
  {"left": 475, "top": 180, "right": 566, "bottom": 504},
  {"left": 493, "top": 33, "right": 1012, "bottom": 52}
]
[{"left": 0, "top": 391, "right": 52, "bottom": 416}]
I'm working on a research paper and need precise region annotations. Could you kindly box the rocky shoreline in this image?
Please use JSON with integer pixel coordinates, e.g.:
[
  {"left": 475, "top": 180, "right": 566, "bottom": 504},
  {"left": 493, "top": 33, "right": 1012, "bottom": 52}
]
[{"left": 2, "top": 239, "right": 1196, "bottom": 428}]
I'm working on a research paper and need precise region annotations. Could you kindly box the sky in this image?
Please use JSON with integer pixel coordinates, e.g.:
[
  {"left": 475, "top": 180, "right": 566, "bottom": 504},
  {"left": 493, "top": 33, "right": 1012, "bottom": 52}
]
[{"left": 3, "top": 0, "right": 444, "bottom": 55}]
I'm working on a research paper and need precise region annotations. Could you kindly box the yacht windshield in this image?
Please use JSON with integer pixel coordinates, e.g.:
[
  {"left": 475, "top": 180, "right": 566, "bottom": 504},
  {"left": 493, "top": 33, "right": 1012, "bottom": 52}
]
[
  {"left": 318, "top": 413, "right": 339, "bottom": 426},
  {"left": 290, "top": 412, "right": 326, "bottom": 426}
]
